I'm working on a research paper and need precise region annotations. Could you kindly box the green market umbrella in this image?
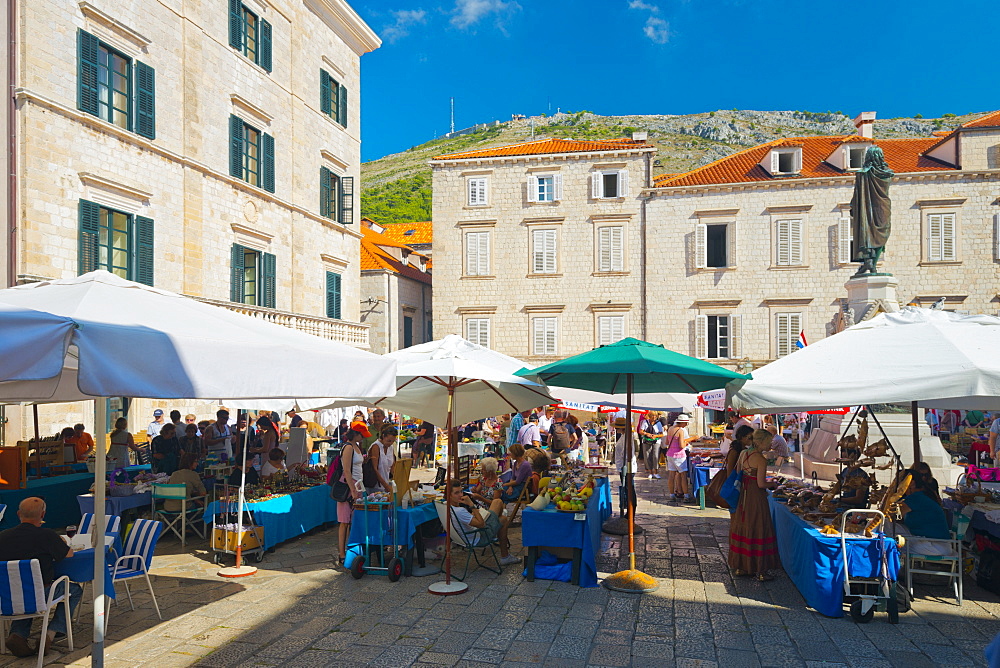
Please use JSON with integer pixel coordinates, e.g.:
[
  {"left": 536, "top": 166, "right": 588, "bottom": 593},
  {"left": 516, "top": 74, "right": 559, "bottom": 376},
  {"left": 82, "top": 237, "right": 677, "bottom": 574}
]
[{"left": 516, "top": 338, "right": 750, "bottom": 593}]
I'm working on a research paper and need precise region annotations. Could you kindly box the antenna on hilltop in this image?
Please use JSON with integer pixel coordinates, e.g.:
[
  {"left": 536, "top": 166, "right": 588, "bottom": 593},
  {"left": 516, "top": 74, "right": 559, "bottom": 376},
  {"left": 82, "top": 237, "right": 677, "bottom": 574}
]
[{"left": 450, "top": 97, "right": 455, "bottom": 135}]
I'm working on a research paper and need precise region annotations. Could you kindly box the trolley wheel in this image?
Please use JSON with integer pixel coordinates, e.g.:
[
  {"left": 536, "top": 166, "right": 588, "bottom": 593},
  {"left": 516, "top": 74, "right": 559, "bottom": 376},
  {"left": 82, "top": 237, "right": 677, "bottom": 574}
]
[
  {"left": 350, "top": 557, "right": 365, "bottom": 579},
  {"left": 255, "top": 550, "right": 265, "bottom": 563},
  {"left": 213, "top": 552, "right": 223, "bottom": 565},
  {"left": 887, "top": 591, "right": 899, "bottom": 624},
  {"left": 850, "top": 599, "right": 875, "bottom": 624},
  {"left": 388, "top": 557, "right": 403, "bottom": 582}
]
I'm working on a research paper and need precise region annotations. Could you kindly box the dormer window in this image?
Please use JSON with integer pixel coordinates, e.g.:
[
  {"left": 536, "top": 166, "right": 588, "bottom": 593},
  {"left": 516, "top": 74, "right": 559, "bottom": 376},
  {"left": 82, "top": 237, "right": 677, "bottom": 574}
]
[
  {"left": 826, "top": 142, "right": 871, "bottom": 171},
  {"left": 847, "top": 146, "right": 866, "bottom": 170},
  {"left": 763, "top": 147, "right": 802, "bottom": 176}
]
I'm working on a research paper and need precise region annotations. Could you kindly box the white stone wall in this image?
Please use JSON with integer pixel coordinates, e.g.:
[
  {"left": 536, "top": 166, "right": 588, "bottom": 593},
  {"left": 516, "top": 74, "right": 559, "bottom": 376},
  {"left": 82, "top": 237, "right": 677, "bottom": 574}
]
[
  {"left": 432, "top": 149, "right": 653, "bottom": 364},
  {"left": 646, "top": 168, "right": 1000, "bottom": 367},
  {"left": 360, "top": 270, "right": 432, "bottom": 354}
]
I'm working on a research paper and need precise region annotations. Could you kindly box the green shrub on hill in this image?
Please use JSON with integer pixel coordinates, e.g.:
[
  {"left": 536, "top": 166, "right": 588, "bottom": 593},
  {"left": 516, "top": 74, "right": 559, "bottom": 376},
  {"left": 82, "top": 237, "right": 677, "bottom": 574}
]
[{"left": 360, "top": 171, "right": 432, "bottom": 225}]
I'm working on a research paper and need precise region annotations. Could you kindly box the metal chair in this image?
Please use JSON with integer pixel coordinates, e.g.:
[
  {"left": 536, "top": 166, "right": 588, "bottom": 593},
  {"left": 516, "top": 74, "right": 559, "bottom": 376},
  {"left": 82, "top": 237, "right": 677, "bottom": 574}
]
[
  {"left": 434, "top": 501, "right": 501, "bottom": 580},
  {"left": 904, "top": 513, "right": 966, "bottom": 606},
  {"left": 111, "top": 519, "right": 164, "bottom": 619},
  {"left": 0, "top": 559, "right": 73, "bottom": 668},
  {"left": 151, "top": 483, "right": 205, "bottom": 547},
  {"left": 78, "top": 512, "right": 121, "bottom": 548}
]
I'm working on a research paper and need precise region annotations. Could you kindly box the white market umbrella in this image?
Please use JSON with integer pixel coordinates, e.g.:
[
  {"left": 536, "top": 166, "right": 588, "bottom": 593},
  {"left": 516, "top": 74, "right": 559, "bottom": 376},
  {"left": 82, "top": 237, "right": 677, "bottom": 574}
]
[
  {"left": 549, "top": 386, "right": 696, "bottom": 412},
  {"left": 727, "top": 307, "right": 1000, "bottom": 460},
  {"left": 0, "top": 271, "right": 398, "bottom": 660},
  {"left": 314, "top": 335, "right": 555, "bottom": 594}
]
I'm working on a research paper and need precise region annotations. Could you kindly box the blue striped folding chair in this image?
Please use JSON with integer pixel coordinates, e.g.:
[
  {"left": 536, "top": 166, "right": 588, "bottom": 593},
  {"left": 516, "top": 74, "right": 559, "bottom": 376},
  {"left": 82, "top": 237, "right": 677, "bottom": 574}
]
[
  {"left": 78, "top": 513, "right": 122, "bottom": 550},
  {"left": 0, "top": 505, "right": 6, "bottom": 524},
  {"left": 0, "top": 559, "right": 74, "bottom": 668},
  {"left": 111, "top": 519, "right": 163, "bottom": 619}
]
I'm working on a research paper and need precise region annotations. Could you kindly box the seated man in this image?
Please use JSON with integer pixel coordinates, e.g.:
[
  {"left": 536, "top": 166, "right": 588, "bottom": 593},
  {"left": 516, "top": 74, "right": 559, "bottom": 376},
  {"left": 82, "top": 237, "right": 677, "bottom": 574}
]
[
  {"left": 227, "top": 450, "right": 260, "bottom": 487},
  {"left": 0, "top": 498, "right": 81, "bottom": 657},
  {"left": 900, "top": 473, "right": 950, "bottom": 540},
  {"left": 447, "top": 480, "right": 519, "bottom": 566},
  {"left": 165, "top": 453, "right": 207, "bottom": 511}
]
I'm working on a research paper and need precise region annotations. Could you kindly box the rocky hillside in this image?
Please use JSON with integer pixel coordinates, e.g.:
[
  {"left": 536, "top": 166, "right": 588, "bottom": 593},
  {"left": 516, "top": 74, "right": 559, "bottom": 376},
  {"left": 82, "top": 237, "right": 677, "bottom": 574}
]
[{"left": 361, "top": 109, "right": 985, "bottom": 225}]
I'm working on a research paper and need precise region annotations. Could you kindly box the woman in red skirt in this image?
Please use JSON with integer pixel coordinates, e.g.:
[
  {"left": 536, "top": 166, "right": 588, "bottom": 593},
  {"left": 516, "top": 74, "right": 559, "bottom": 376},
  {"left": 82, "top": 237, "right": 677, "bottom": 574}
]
[{"left": 728, "top": 428, "right": 780, "bottom": 580}]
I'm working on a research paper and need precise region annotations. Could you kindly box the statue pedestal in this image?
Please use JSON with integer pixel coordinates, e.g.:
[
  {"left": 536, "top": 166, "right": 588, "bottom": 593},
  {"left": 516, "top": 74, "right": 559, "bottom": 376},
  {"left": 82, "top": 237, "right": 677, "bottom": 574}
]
[{"left": 845, "top": 273, "right": 900, "bottom": 323}]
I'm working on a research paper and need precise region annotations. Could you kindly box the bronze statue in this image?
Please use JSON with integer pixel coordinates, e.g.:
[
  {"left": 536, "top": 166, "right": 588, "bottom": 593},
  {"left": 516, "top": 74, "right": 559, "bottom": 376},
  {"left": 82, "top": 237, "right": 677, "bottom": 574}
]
[{"left": 849, "top": 146, "right": 894, "bottom": 274}]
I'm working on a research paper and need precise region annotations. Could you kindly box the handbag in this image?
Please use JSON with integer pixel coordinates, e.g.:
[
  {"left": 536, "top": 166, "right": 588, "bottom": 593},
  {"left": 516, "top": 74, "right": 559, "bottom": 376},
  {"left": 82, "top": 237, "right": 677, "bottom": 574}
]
[
  {"left": 328, "top": 449, "right": 352, "bottom": 503},
  {"left": 362, "top": 455, "right": 379, "bottom": 489},
  {"left": 718, "top": 468, "right": 743, "bottom": 513}
]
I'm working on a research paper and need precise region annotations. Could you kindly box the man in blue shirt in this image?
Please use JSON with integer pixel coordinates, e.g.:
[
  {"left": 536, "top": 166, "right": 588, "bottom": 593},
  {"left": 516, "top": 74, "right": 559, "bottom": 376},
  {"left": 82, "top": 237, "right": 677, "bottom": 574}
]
[{"left": 506, "top": 411, "right": 524, "bottom": 452}]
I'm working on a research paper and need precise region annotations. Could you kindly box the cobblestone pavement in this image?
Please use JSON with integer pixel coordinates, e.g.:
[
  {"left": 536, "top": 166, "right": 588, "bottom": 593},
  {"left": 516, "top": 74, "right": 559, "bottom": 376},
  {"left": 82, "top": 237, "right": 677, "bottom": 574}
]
[{"left": 12, "top": 472, "right": 999, "bottom": 667}]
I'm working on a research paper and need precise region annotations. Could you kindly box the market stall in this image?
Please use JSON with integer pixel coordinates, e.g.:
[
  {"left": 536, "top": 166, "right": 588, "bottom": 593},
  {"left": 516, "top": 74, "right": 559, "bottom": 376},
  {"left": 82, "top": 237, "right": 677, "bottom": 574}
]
[
  {"left": 769, "top": 496, "right": 900, "bottom": 617},
  {"left": 0, "top": 472, "right": 95, "bottom": 529},
  {"left": 522, "top": 476, "right": 613, "bottom": 587}
]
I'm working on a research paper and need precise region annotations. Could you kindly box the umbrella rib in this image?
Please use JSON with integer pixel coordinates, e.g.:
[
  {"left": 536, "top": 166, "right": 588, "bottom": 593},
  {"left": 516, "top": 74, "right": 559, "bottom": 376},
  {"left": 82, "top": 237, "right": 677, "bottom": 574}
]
[
  {"left": 674, "top": 373, "right": 699, "bottom": 393},
  {"left": 479, "top": 380, "right": 523, "bottom": 414}
]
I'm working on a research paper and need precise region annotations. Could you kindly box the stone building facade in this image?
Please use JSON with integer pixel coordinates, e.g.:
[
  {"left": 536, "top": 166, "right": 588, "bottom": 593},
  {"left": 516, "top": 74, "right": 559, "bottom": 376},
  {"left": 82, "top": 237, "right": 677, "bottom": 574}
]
[
  {"left": 359, "top": 219, "right": 432, "bottom": 354},
  {"left": 431, "top": 137, "right": 656, "bottom": 365},
  {"left": 1, "top": 0, "right": 379, "bottom": 440},
  {"left": 431, "top": 114, "right": 1000, "bottom": 372}
]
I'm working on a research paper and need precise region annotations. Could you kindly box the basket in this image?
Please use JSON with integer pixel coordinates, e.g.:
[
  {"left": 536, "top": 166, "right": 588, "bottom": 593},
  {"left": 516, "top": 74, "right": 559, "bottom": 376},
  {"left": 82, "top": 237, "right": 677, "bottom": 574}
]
[{"left": 110, "top": 482, "right": 138, "bottom": 497}]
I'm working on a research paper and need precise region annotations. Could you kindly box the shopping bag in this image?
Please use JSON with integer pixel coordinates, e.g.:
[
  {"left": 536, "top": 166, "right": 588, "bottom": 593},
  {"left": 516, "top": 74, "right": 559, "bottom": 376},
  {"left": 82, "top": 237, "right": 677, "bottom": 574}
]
[{"left": 718, "top": 468, "right": 743, "bottom": 513}]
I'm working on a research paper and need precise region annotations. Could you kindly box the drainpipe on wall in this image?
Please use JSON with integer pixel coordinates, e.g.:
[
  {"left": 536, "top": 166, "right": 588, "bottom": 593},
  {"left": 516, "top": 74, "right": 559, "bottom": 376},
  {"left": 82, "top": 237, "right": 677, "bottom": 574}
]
[
  {"left": 6, "top": 0, "right": 17, "bottom": 288},
  {"left": 640, "top": 152, "right": 651, "bottom": 341},
  {"left": 385, "top": 272, "right": 392, "bottom": 352}
]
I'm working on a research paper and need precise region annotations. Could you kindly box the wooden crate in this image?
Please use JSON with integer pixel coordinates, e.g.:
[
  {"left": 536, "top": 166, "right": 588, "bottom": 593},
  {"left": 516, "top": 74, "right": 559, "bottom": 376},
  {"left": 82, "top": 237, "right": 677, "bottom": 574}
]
[
  {"left": 0, "top": 445, "right": 27, "bottom": 489},
  {"left": 19, "top": 439, "right": 64, "bottom": 467},
  {"left": 211, "top": 526, "right": 264, "bottom": 552}
]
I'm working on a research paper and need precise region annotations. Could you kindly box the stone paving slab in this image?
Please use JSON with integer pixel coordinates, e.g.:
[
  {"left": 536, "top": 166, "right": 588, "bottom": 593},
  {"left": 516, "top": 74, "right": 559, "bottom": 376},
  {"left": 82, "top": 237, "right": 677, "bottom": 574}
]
[{"left": 3, "top": 470, "right": 993, "bottom": 667}]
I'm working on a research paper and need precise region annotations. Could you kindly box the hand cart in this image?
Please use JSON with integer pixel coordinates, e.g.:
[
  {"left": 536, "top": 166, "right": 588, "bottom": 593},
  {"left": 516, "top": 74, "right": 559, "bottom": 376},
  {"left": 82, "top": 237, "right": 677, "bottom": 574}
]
[
  {"left": 350, "top": 495, "right": 404, "bottom": 582},
  {"left": 840, "top": 509, "right": 899, "bottom": 624},
  {"left": 212, "top": 483, "right": 265, "bottom": 565}
]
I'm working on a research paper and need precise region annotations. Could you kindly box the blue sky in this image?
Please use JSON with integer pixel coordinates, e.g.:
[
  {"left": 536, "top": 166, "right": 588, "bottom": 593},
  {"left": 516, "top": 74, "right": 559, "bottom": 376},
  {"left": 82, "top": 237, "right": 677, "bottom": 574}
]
[{"left": 355, "top": 0, "right": 999, "bottom": 162}]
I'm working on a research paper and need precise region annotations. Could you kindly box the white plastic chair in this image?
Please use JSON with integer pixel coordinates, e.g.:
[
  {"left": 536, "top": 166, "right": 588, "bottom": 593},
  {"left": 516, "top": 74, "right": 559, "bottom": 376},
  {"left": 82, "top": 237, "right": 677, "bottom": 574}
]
[{"left": 0, "top": 559, "right": 73, "bottom": 668}]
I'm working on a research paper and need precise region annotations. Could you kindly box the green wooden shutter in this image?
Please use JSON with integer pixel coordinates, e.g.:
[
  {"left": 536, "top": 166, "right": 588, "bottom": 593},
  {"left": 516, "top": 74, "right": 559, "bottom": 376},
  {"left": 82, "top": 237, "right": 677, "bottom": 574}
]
[
  {"left": 77, "top": 30, "right": 100, "bottom": 116},
  {"left": 320, "top": 166, "right": 332, "bottom": 218},
  {"left": 261, "top": 252, "right": 276, "bottom": 308},
  {"left": 337, "top": 83, "right": 348, "bottom": 128},
  {"left": 339, "top": 176, "right": 354, "bottom": 224},
  {"left": 326, "top": 271, "right": 341, "bottom": 319},
  {"left": 259, "top": 19, "right": 272, "bottom": 72},
  {"left": 230, "top": 243, "right": 245, "bottom": 302},
  {"left": 134, "top": 215, "right": 154, "bottom": 285},
  {"left": 320, "top": 70, "right": 332, "bottom": 116},
  {"left": 228, "top": 0, "right": 242, "bottom": 49},
  {"left": 261, "top": 132, "right": 275, "bottom": 192},
  {"left": 229, "top": 115, "right": 243, "bottom": 179},
  {"left": 78, "top": 199, "right": 101, "bottom": 274},
  {"left": 134, "top": 61, "right": 156, "bottom": 139}
]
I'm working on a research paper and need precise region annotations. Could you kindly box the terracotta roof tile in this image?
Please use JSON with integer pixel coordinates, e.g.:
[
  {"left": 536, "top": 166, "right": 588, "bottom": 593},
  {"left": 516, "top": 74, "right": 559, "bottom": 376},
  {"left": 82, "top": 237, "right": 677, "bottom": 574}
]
[
  {"left": 432, "top": 138, "right": 653, "bottom": 161},
  {"left": 379, "top": 221, "right": 432, "bottom": 245},
  {"left": 359, "top": 227, "right": 431, "bottom": 284},
  {"left": 654, "top": 135, "right": 952, "bottom": 188},
  {"left": 960, "top": 110, "right": 1000, "bottom": 129}
]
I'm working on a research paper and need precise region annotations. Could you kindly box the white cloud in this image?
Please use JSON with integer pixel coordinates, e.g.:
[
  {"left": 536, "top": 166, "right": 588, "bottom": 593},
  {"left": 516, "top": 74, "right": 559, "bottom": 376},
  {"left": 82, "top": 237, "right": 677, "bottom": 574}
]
[
  {"left": 628, "top": 0, "right": 660, "bottom": 12},
  {"left": 382, "top": 9, "right": 428, "bottom": 43},
  {"left": 450, "top": 0, "right": 520, "bottom": 30},
  {"left": 643, "top": 16, "right": 670, "bottom": 44}
]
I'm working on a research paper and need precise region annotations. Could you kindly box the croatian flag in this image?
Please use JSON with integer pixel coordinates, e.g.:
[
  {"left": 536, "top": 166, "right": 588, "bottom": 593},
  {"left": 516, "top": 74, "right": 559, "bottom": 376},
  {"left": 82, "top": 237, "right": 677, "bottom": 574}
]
[{"left": 796, "top": 331, "right": 808, "bottom": 349}]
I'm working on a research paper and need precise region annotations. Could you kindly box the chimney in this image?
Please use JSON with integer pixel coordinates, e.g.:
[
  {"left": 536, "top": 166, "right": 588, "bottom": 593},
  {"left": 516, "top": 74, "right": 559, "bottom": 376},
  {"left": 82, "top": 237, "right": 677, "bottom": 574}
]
[
  {"left": 631, "top": 131, "right": 648, "bottom": 142},
  {"left": 853, "top": 111, "right": 876, "bottom": 139}
]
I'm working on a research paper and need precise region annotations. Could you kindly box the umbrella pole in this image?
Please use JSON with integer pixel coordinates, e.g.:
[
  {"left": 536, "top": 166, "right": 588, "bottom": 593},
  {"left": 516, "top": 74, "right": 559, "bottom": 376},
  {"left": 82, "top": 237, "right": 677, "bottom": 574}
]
[
  {"left": 603, "top": 375, "right": 658, "bottom": 593},
  {"left": 911, "top": 401, "right": 922, "bottom": 464},
  {"left": 429, "top": 382, "right": 467, "bottom": 595},
  {"left": 220, "top": 420, "right": 257, "bottom": 577},
  {"left": 93, "top": 398, "right": 107, "bottom": 667},
  {"left": 32, "top": 404, "right": 40, "bottom": 478}
]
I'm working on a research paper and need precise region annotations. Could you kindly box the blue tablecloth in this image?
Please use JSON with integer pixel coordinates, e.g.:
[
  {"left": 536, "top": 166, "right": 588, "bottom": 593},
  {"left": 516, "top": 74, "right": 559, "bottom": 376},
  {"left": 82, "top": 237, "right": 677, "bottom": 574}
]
[
  {"left": 28, "top": 463, "right": 89, "bottom": 476},
  {"left": 345, "top": 501, "right": 439, "bottom": 568},
  {"left": 769, "top": 496, "right": 900, "bottom": 618},
  {"left": 54, "top": 548, "right": 116, "bottom": 599},
  {"left": 689, "top": 465, "right": 722, "bottom": 498},
  {"left": 0, "top": 473, "right": 96, "bottom": 529},
  {"left": 521, "top": 477, "right": 613, "bottom": 587},
  {"left": 204, "top": 483, "right": 337, "bottom": 551},
  {"left": 77, "top": 492, "right": 152, "bottom": 518}
]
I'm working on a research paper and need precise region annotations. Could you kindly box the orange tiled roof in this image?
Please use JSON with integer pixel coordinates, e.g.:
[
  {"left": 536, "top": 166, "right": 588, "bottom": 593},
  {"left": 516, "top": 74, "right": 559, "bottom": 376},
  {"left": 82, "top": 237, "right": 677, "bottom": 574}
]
[
  {"left": 379, "top": 221, "right": 432, "bottom": 246},
  {"left": 960, "top": 110, "right": 1000, "bottom": 129},
  {"left": 433, "top": 138, "right": 654, "bottom": 161},
  {"left": 654, "top": 136, "right": 952, "bottom": 188},
  {"left": 360, "top": 227, "right": 431, "bottom": 284}
]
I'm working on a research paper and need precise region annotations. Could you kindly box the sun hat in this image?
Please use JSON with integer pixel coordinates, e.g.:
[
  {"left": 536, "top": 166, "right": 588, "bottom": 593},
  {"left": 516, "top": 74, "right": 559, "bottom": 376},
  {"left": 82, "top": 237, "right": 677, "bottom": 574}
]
[
  {"left": 350, "top": 421, "right": 371, "bottom": 438},
  {"left": 614, "top": 417, "right": 627, "bottom": 428},
  {"left": 675, "top": 413, "right": 691, "bottom": 423}
]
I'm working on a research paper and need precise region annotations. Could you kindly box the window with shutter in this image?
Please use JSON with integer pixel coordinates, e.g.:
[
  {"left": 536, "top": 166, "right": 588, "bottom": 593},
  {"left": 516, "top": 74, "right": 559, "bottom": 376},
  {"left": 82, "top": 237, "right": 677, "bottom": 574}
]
[
  {"left": 77, "top": 30, "right": 100, "bottom": 117},
  {"left": 533, "top": 175, "right": 555, "bottom": 202},
  {"left": 601, "top": 172, "right": 619, "bottom": 198},
  {"left": 533, "top": 317, "right": 558, "bottom": 356},
  {"left": 532, "top": 229, "right": 557, "bottom": 274},
  {"left": 694, "top": 315, "right": 708, "bottom": 359},
  {"left": 775, "top": 313, "right": 802, "bottom": 358},
  {"left": 320, "top": 70, "right": 334, "bottom": 117},
  {"left": 729, "top": 315, "right": 742, "bottom": 358},
  {"left": 78, "top": 199, "right": 101, "bottom": 275},
  {"left": 228, "top": 0, "right": 243, "bottom": 49},
  {"left": 339, "top": 176, "right": 354, "bottom": 224},
  {"left": 553, "top": 174, "right": 563, "bottom": 201},
  {"left": 591, "top": 172, "right": 602, "bottom": 199},
  {"left": 837, "top": 215, "right": 853, "bottom": 264},
  {"left": 78, "top": 201, "right": 137, "bottom": 280},
  {"left": 466, "top": 318, "right": 490, "bottom": 347},
  {"left": 403, "top": 316, "right": 413, "bottom": 348},
  {"left": 526, "top": 175, "right": 538, "bottom": 203},
  {"left": 337, "top": 83, "right": 348, "bottom": 128},
  {"left": 258, "top": 19, "right": 272, "bottom": 72},
  {"left": 695, "top": 224, "right": 707, "bottom": 269},
  {"left": 261, "top": 132, "right": 275, "bottom": 193},
  {"left": 598, "top": 316, "right": 625, "bottom": 346},
  {"left": 707, "top": 315, "right": 730, "bottom": 358},
  {"left": 927, "top": 213, "right": 957, "bottom": 261},
  {"left": 465, "top": 231, "right": 490, "bottom": 276},
  {"left": 261, "top": 252, "right": 276, "bottom": 308},
  {"left": 229, "top": 114, "right": 244, "bottom": 178},
  {"left": 995, "top": 214, "right": 1000, "bottom": 261},
  {"left": 230, "top": 243, "right": 245, "bottom": 302},
  {"left": 705, "top": 224, "right": 728, "bottom": 268},
  {"left": 775, "top": 219, "right": 802, "bottom": 266},
  {"left": 598, "top": 226, "right": 624, "bottom": 272},
  {"left": 325, "top": 271, "right": 342, "bottom": 319},
  {"left": 467, "top": 177, "right": 488, "bottom": 206},
  {"left": 320, "top": 167, "right": 339, "bottom": 219},
  {"left": 79, "top": 31, "right": 140, "bottom": 132},
  {"left": 618, "top": 169, "right": 629, "bottom": 197},
  {"left": 241, "top": 5, "right": 258, "bottom": 63}
]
